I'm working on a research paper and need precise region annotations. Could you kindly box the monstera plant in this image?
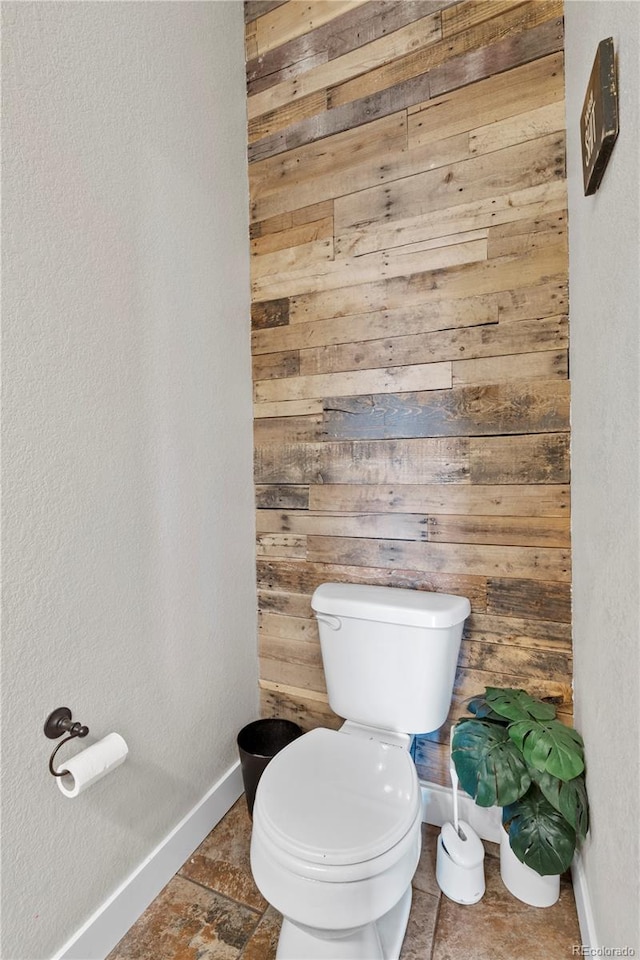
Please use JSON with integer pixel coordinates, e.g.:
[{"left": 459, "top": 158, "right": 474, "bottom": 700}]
[{"left": 452, "top": 687, "right": 589, "bottom": 876}]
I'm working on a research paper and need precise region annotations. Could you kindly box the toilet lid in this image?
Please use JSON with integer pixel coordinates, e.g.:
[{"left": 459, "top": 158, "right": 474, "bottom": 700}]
[{"left": 255, "top": 728, "right": 421, "bottom": 866}]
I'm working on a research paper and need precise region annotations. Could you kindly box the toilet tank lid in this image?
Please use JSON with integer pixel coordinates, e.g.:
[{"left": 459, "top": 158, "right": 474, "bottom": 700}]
[{"left": 311, "top": 583, "right": 471, "bottom": 629}]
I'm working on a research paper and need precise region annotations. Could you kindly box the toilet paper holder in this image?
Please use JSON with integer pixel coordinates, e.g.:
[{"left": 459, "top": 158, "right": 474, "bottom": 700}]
[{"left": 44, "top": 707, "right": 90, "bottom": 778}]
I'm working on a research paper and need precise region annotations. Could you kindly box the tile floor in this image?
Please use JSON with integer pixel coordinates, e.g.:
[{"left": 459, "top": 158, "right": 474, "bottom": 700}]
[{"left": 107, "top": 795, "right": 582, "bottom": 960}]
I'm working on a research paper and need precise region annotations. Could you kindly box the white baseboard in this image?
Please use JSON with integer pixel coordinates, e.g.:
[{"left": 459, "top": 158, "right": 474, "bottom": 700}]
[
  {"left": 571, "top": 853, "right": 598, "bottom": 950},
  {"left": 421, "top": 778, "right": 596, "bottom": 948},
  {"left": 420, "top": 778, "right": 502, "bottom": 843},
  {"left": 53, "top": 761, "right": 244, "bottom": 960}
]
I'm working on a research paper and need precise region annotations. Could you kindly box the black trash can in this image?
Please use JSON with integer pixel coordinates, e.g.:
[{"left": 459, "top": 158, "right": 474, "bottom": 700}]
[{"left": 237, "top": 718, "right": 303, "bottom": 817}]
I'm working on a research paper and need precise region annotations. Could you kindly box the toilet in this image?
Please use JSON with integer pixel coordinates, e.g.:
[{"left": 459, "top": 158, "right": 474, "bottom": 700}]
[{"left": 250, "top": 582, "right": 470, "bottom": 960}]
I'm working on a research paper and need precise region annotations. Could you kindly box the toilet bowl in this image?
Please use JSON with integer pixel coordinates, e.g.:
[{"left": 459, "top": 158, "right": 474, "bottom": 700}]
[
  {"left": 251, "top": 727, "right": 422, "bottom": 960},
  {"left": 250, "top": 583, "right": 471, "bottom": 960}
]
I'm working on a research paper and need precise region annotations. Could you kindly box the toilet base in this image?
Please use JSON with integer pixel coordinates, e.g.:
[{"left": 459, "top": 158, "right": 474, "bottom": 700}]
[{"left": 276, "top": 886, "right": 412, "bottom": 960}]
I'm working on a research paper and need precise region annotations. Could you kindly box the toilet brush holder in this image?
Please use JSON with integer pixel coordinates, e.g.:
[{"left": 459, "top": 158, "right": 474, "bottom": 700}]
[{"left": 436, "top": 820, "right": 486, "bottom": 904}]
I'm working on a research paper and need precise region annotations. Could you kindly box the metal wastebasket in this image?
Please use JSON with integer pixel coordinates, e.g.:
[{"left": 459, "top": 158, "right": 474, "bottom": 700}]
[{"left": 237, "top": 718, "right": 302, "bottom": 817}]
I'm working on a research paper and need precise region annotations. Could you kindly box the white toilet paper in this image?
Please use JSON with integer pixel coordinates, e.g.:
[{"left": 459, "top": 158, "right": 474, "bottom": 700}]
[{"left": 57, "top": 732, "right": 128, "bottom": 798}]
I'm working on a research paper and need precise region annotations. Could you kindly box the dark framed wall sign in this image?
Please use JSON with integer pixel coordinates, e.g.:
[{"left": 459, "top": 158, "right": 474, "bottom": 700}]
[{"left": 580, "top": 37, "right": 619, "bottom": 196}]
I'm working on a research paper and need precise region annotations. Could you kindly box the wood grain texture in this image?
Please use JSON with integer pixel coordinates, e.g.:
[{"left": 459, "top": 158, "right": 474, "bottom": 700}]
[
  {"left": 247, "top": 0, "right": 572, "bottom": 736},
  {"left": 322, "top": 378, "right": 569, "bottom": 440},
  {"left": 329, "top": 2, "right": 561, "bottom": 107}
]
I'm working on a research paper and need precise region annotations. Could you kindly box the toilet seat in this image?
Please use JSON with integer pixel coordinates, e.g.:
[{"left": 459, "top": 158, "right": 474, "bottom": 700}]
[{"left": 253, "top": 728, "right": 421, "bottom": 875}]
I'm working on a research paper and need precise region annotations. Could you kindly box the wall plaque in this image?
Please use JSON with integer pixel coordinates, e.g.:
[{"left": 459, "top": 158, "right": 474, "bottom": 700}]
[{"left": 580, "top": 38, "right": 619, "bottom": 196}]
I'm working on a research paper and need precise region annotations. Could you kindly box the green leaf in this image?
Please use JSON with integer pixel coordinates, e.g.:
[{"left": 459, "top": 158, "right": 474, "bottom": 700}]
[
  {"left": 452, "top": 719, "right": 530, "bottom": 807},
  {"left": 504, "top": 786, "right": 576, "bottom": 875},
  {"left": 509, "top": 719, "right": 585, "bottom": 781},
  {"left": 485, "top": 687, "right": 557, "bottom": 723},
  {"left": 532, "top": 769, "right": 590, "bottom": 844},
  {"left": 466, "top": 695, "right": 509, "bottom": 724}
]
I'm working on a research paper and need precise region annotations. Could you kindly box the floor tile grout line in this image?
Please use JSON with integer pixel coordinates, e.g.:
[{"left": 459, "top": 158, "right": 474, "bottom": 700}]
[
  {"left": 176, "top": 870, "right": 267, "bottom": 921},
  {"left": 429, "top": 889, "right": 445, "bottom": 960}
]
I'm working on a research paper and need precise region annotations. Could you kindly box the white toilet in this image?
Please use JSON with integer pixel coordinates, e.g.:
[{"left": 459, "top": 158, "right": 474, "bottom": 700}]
[{"left": 250, "top": 582, "right": 470, "bottom": 960}]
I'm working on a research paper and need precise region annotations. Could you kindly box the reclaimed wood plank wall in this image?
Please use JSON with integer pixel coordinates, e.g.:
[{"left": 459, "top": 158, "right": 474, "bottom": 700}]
[{"left": 245, "top": 0, "right": 570, "bottom": 785}]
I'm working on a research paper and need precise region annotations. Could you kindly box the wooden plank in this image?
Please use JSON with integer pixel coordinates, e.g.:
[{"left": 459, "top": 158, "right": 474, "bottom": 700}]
[
  {"left": 498, "top": 281, "right": 567, "bottom": 322},
  {"left": 487, "top": 576, "right": 571, "bottom": 622},
  {"left": 255, "top": 484, "right": 309, "bottom": 510},
  {"left": 306, "top": 536, "right": 570, "bottom": 582},
  {"left": 260, "top": 684, "right": 342, "bottom": 732},
  {"left": 255, "top": 437, "right": 470, "bottom": 484},
  {"left": 429, "top": 16, "right": 564, "bottom": 99},
  {"left": 253, "top": 414, "right": 324, "bottom": 444},
  {"left": 427, "top": 515, "right": 570, "bottom": 548},
  {"left": 253, "top": 360, "right": 452, "bottom": 404},
  {"left": 253, "top": 295, "right": 498, "bottom": 356},
  {"left": 408, "top": 51, "right": 564, "bottom": 145},
  {"left": 248, "top": 24, "right": 563, "bottom": 162},
  {"left": 252, "top": 349, "right": 299, "bottom": 381},
  {"left": 249, "top": 73, "right": 428, "bottom": 161},
  {"left": 467, "top": 612, "right": 572, "bottom": 649},
  {"left": 251, "top": 200, "right": 333, "bottom": 239},
  {"left": 330, "top": 2, "right": 561, "bottom": 107},
  {"left": 259, "top": 612, "right": 318, "bottom": 643},
  {"left": 245, "top": 1, "right": 287, "bottom": 25},
  {"left": 414, "top": 737, "right": 450, "bottom": 786},
  {"left": 458, "top": 637, "right": 572, "bottom": 681},
  {"left": 248, "top": 89, "right": 328, "bottom": 143},
  {"left": 251, "top": 216, "right": 333, "bottom": 257},
  {"left": 337, "top": 226, "right": 489, "bottom": 265},
  {"left": 327, "top": 1, "right": 450, "bottom": 60},
  {"left": 246, "top": 2, "right": 448, "bottom": 97},
  {"left": 249, "top": 78, "right": 424, "bottom": 169},
  {"left": 260, "top": 636, "right": 322, "bottom": 675},
  {"left": 335, "top": 180, "right": 566, "bottom": 258},
  {"left": 256, "top": 534, "right": 307, "bottom": 558},
  {"left": 260, "top": 656, "right": 326, "bottom": 693},
  {"left": 251, "top": 237, "right": 335, "bottom": 286},
  {"left": 250, "top": 113, "right": 406, "bottom": 201},
  {"left": 442, "top": 1, "right": 527, "bottom": 39},
  {"left": 248, "top": 51, "right": 329, "bottom": 99},
  {"left": 251, "top": 297, "right": 290, "bottom": 330},
  {"left": 334, "top": 134, "right": 565, "bottom": 233},
  {"left": 469, "top": 433, "right": 569, "bottom": 484},
  {"left": 247, "top": 8, "right": 441, "bottom": 120},
  {"left": 453, "top": 666, "right": 572, "bottom": 708},
  {"left": 470, "top": 100, "right": 566, "bottom": 157},
  {"left": 451, "top": 349, "right": 568, "bottom": 385},
  {"left": 255, "top": 509, "right": 569, "bottom": 548},
  {"left": 258, "top": 589, "right": 313, "bottom": 618},
  {"left": 254, "top": 399, "right": 324, "bottom": 419},
  {"left": 245, "top": 18, "right": 258, "bottom": 61},
  {"left": 247, "top": 3, "right": 424, "bottom": 88},
  {"left": 254, "top": 1, "right": 361, "bottom": 58},
  {"left": 289, "top": 242, "right": 567, "bottom": 325},
  {"left": 323, "top": 378, "right": 570, "bottom": 441},
  {"left": 255, "top": 510, "right": 433, "bottom": 542},
  {"left": 299, "top": 315, "right": 569, "bottom": 375},
  {"left": 255, "top": 558, "right": 488, "bottom": 610},
  {"left": 308, "top": 484, "right": 570, "bottom": 518},
  {"left": 487, "top": 213, "right": 567, "bottom": 259},
  {"left": 252, "top": 237, "right": 488, "bottom": 301}
]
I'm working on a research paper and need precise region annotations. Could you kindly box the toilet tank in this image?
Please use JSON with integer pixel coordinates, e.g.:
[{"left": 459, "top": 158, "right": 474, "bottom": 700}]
[{"left": 311, "top": 583, "right": 470, "bottom": 735}]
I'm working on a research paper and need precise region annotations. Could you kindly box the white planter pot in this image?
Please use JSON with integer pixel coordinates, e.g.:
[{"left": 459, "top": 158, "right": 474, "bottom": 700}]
[{"left": 499, "top": 827, "right": 560, "bottom": 907}]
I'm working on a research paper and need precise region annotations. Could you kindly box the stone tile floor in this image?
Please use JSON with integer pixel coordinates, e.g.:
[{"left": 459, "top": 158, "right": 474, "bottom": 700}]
[{"left": 107, "top": 796, "right": 581, "bottom": 960}]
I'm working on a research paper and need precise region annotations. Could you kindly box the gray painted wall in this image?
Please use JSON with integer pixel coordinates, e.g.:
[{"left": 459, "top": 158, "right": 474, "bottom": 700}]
[
  {"left": 1, "top": 4, "right": 257, "bottom": 957},
  {"left": 564, "top": 1, "right": 640, "bottom": 951}
]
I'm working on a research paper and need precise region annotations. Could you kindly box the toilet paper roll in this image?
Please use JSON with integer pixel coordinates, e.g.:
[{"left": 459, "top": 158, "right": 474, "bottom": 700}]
[{"left": 57, "top": 733, "right": 128, "bottom": 798}]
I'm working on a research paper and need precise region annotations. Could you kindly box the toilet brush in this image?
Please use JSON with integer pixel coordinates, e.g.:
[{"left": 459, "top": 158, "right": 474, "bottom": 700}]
[{"left": 435, "top": 731, "right": 486, "bottom": 904}]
